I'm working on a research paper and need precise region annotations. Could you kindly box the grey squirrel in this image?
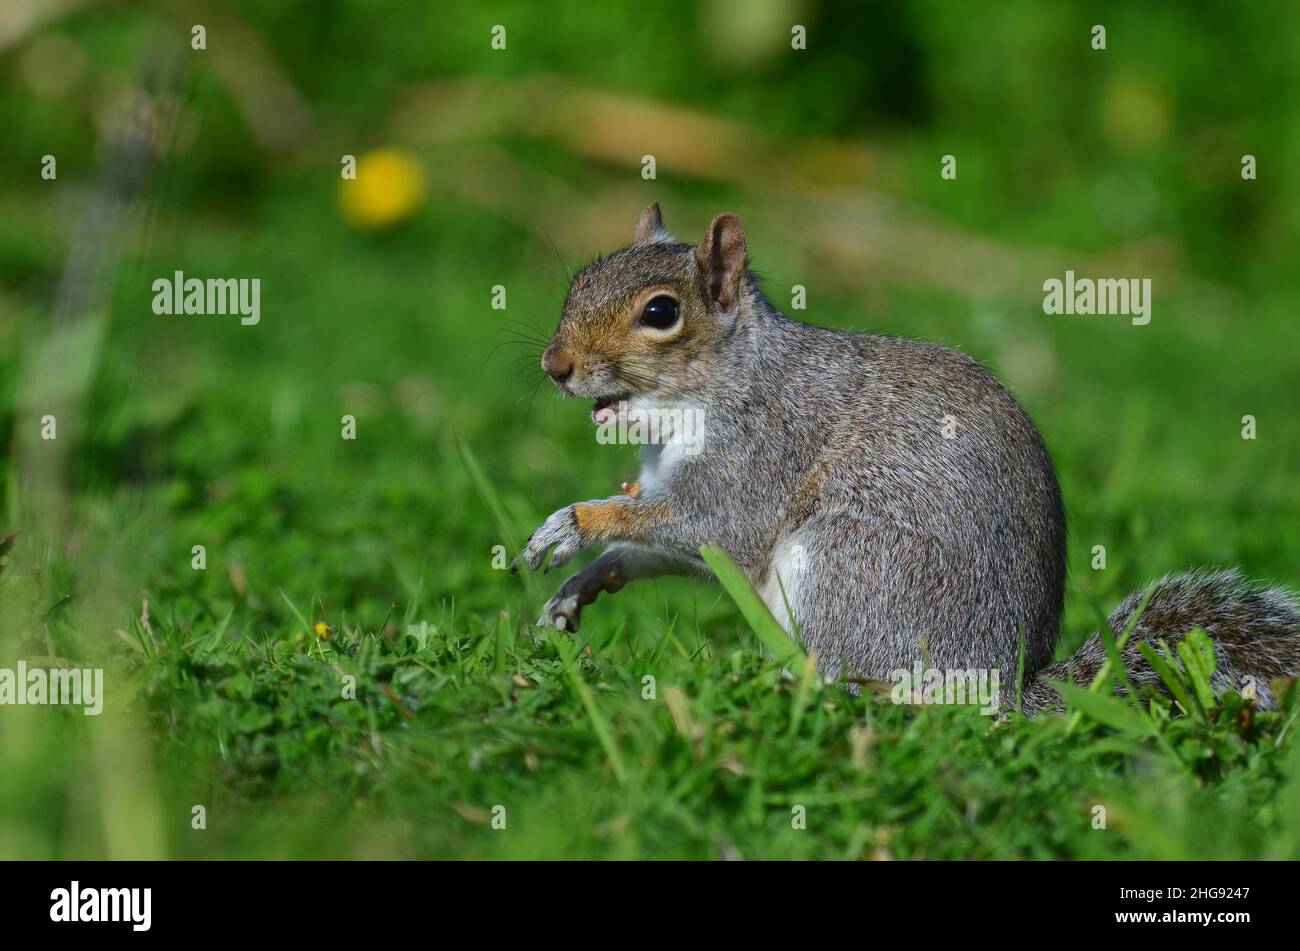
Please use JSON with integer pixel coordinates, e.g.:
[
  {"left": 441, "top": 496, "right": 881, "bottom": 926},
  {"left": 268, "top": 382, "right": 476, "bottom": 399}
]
[{"left": 512, "top": 203, "right": 1300, "bottom": 715}]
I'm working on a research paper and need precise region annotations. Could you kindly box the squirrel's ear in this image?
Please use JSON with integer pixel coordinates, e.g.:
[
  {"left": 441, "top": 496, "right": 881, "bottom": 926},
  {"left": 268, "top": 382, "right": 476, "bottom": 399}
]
[
  {"left": 696, "top": 213, "right": 748, "bottom": 310},
  {"left": 633, "top": 202, "right": 672, "bottom": 245}
]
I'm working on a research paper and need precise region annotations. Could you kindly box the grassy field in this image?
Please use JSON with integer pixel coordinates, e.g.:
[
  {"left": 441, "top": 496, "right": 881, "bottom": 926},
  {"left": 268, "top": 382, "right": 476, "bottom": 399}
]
[{"left": 2, "top": 1, "right": 1299, "bottom": 859}]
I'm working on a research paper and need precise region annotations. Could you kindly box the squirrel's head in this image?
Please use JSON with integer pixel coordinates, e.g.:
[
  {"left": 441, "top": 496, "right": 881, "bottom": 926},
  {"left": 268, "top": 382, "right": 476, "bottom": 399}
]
[{"left": 541, "top": 203, "right": 750, "bottom": 420}]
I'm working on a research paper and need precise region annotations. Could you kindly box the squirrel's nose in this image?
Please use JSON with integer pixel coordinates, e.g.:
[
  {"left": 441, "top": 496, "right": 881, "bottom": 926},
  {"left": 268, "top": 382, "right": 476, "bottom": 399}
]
[{"left": 542, "top": 347, "right": 575, "bottom": 384}]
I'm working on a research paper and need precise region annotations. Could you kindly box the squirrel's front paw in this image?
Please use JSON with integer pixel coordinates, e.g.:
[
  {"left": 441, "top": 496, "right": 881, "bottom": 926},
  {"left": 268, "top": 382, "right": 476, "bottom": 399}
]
[{"left": 512, "top": 505, "right": 584, "bottom": 573}]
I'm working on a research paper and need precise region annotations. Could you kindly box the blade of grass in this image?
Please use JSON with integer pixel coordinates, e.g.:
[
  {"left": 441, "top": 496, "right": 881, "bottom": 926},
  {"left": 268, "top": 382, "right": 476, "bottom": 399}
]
[
  {"left": 1177, "top": 627, "right": 1218, "bottom": 712},
  {"left": 194, "top": 607, "right": 234, "bottom": 659},
  {"left": 1054, "top": 681, "right": 1154, "bottom": 736},
  {"left": 699, "top": 545, "right": 804, "bottom": 667},
  {"left": 549, "top": 629, "right": 627, "bottom": 784},
  {"left": 279, "top": 589, "right": 313, "bottom": 636},
  {"left": 1014, "top": 620, "right": 1026, "bottom": 716},
  {"left": 1137, "top": 639, "right": 1196, "bottom": 716},
  {"left": 787, "top": 652, "right": 820, "bottom": 738},
  {"left": 1066, "top": 584, "right": 1156, "bottom": 734},
  {"left": 455, "top": 433, "right": 539, "bottom": 601}
]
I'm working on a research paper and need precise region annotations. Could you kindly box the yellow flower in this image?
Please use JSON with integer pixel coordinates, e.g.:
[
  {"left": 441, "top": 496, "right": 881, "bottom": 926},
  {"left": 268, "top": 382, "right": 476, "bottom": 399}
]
[
  {"left": 338, "top": 148, "right": 426, "bottom": 230},
  {"left": 314, "top": 621, "right": 332, "bottom": 640}
]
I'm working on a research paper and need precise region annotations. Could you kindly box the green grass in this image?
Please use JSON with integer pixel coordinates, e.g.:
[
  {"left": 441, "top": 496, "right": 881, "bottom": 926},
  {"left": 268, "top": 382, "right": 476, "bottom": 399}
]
[
  {"left": 3, "top": 0, "right": 1300, "bottom": 860},
  {"left": 1, "top": 180, "right": 1297, "bottom": 859}
]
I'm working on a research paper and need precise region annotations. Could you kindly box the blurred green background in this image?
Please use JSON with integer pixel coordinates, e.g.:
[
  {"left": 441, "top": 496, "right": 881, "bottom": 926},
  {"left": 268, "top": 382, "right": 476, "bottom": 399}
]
[{"left": 1, "top": 0, "right": 1298, "bottom": 859}]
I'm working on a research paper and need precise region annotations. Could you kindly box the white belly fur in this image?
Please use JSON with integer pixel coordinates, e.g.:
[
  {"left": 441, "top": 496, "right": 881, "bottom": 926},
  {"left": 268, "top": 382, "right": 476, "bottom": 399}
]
[
  {"left": 757, "top": 532, "right": 806, "bottom": 633},
  {"left": 631, "top": 397, "right": 707, "bottom": 496}
]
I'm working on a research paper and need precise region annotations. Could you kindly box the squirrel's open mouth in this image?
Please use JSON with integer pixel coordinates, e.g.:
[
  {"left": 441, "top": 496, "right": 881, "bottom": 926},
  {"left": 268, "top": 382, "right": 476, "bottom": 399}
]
[{"left": 591, "top": 395, "right": 630, "bottom": 425}]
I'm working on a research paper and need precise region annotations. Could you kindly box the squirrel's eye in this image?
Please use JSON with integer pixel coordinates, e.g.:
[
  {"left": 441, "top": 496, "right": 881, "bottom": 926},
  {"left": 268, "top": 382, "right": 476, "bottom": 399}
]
[{"left": 640, "top": 295, "right": 680, "bottom": 330}]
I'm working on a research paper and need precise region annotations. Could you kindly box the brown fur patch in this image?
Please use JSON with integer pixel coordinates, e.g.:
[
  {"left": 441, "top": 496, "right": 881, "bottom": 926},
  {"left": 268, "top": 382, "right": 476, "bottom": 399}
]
[
  {"left": 574, "top": 499, "right": 669, "bottom": 542},
  {"left": 791, "top": 460, "right": 831, "bottom": 523}
]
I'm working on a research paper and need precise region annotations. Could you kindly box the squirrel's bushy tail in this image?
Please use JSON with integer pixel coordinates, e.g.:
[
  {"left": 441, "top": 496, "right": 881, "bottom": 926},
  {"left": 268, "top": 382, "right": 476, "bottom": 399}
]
[{"left": 1019, "top": 569, "right": 1300, "bottom": 717}]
